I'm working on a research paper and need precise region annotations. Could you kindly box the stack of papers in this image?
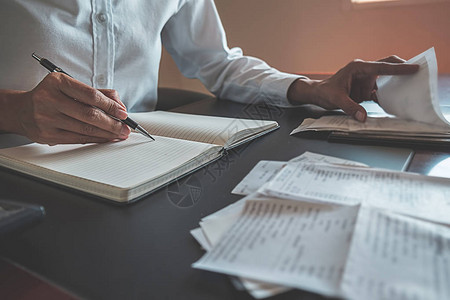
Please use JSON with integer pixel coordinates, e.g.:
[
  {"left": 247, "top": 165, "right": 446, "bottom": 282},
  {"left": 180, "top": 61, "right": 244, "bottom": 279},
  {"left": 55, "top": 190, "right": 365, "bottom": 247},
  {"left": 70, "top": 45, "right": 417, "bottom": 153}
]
[{"left": 190, "top": 152, "right": 450, "bottom": 299}]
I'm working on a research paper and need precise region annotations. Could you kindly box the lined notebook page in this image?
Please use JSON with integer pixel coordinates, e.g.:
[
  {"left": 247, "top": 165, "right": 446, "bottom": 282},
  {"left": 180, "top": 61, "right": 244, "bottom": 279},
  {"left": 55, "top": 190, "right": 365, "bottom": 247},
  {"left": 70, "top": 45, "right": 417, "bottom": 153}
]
[
  {"left": 0, "top": 134, "right": 218, "bottom": 189},
  {"left": 129, "top": 111, "right": 276, "bottom": 146}
]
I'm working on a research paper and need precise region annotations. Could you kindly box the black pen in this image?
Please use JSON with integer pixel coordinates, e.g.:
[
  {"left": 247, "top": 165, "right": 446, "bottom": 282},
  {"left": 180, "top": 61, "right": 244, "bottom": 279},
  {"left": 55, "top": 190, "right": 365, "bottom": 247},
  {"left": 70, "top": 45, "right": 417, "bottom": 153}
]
[{"left": 32, "top": 53, "right": 155, "bottom": 141}]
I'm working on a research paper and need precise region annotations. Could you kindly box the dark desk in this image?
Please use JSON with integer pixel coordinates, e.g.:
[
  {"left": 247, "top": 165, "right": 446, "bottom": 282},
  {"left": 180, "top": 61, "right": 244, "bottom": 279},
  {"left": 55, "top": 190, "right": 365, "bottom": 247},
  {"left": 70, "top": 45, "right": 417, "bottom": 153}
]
[{"left": 1, "top": 80, "right": 449, "bottom": 299}]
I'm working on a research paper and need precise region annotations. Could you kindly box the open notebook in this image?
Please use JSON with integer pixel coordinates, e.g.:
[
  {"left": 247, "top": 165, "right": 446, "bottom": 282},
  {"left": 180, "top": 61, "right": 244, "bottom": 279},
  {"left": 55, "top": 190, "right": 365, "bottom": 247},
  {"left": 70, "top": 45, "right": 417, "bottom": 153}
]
[{"left": 0, "top": 111, "right": 278, "bottom": 203}]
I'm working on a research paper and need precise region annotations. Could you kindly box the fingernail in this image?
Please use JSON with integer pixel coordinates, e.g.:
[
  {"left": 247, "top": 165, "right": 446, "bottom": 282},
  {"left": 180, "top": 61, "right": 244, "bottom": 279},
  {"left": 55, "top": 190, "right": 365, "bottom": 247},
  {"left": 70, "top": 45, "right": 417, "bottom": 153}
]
[
  {"left": 355, "top": 111, "right": 366, "bottom": 122},
  {"left": 117, "top": 109, "right": 128, "bottom": 120}
]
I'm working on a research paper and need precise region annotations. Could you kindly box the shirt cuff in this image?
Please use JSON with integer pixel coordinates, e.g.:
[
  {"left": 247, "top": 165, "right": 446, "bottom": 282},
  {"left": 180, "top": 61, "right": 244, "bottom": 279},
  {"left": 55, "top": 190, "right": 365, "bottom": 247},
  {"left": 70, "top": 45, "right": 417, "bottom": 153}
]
[{"left": 260, "top": 72, "right": 309, "bottom": 107}]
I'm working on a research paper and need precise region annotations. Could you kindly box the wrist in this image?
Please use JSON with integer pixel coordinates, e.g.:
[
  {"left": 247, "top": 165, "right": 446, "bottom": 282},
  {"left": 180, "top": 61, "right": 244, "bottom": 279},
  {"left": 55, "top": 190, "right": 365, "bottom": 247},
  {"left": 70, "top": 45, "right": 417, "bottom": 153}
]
[
  {"left": 287, "top": 78, "right": 322, "bottom": 105},
  {"left": 0, "top": 89, "right": 27, "bottom": 134}
]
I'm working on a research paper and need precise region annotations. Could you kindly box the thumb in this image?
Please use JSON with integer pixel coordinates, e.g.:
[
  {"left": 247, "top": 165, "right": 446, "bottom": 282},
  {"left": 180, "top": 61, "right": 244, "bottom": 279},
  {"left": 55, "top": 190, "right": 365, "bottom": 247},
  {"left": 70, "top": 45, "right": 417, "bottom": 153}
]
[{"left": 339, "top": 95, "right": 367, "bottom": 122}]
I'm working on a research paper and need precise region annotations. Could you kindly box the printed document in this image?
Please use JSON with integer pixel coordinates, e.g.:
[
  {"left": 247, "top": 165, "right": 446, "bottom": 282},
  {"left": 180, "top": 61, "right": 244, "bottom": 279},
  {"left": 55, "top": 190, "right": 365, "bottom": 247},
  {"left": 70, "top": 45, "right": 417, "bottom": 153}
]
[
  {"left": 193, "top": 198, "right": 359, "bottom": 297},
  {"left": 342, "top": 206, "right": 450, "bottom": 300},
  {"left": 377, "top": 47, "right": 449, "bottom": 127},
  {"left": 232, "top": 152, "right": 367, "bottom": 196},
  {"left": 193, "top": 199, "right": 450, "bottom": 300},
  {"left": 262, "top": 162, "right": 450, "bottom": 224}
]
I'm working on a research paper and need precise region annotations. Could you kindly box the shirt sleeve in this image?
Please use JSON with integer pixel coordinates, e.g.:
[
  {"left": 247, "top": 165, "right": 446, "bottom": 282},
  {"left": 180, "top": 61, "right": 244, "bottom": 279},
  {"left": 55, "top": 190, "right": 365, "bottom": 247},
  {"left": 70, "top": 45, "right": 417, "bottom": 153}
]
[{"left": 161, "top": 0, "right": 306, "bottom": 107}]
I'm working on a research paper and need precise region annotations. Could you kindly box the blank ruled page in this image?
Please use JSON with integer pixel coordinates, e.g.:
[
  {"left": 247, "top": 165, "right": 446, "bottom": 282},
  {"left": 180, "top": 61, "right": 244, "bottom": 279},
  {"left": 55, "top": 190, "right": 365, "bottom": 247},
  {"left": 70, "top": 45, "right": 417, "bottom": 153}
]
[{"left": 129, "top": 111, "right": 276, "bottom": 146}]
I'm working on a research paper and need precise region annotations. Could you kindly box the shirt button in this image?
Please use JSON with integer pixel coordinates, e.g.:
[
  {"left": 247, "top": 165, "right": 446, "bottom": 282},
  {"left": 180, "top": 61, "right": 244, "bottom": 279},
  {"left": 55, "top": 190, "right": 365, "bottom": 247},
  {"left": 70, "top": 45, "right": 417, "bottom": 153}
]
[
  {"left": 96, "top": 13, "right": 107, "bottom": 23},
  {"left": 97, "top": 75, "right": 106, "bottom": 85}
]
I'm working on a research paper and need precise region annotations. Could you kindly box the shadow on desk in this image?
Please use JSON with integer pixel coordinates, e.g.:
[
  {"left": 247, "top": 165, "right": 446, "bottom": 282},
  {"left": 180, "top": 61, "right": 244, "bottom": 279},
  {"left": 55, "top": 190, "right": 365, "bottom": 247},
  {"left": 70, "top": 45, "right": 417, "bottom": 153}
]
[{"left": 0, "top": 258, "right": 78, "bottom": 300}]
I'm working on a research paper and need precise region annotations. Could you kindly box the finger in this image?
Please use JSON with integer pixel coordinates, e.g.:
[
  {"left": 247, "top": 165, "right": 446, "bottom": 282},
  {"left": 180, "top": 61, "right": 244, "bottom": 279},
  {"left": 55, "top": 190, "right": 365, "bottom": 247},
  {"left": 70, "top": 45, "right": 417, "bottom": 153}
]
[
  {"left": 335, "top": 94, "right": 367, "bottom": 122},
  {"left": 349, "top": 60, "right": 419, "bottom": 76},
  {"left": 56, "top": 113, "right": 130, "bottom": 140},
  {"left": 55, "top": 92, "right": 131, "bottom": 136},
  {"left": 351, "top": 77, "right": 378, "bottom": 102},
  {"left": 42, "top": 129, "right": 115, "bottom": 145},
  {"left": 377, "top": 55, "right": 406, "bottom": 64},
  {"left": 52, "top": 73, "right": 128, "bottom": 120},
  {"left": 98, "top": 89, "right": 127, "bottom": 110}
]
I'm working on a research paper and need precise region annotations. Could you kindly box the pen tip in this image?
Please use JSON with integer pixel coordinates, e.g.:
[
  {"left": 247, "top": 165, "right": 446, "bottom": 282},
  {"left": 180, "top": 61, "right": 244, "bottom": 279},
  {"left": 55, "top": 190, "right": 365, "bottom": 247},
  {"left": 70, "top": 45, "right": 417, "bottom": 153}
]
[
  {"left": 144, "top": 131, "right": 155, "bottom": 141},
  {"left": 135, "top": 125, "right": 155, "bottom": 141}
]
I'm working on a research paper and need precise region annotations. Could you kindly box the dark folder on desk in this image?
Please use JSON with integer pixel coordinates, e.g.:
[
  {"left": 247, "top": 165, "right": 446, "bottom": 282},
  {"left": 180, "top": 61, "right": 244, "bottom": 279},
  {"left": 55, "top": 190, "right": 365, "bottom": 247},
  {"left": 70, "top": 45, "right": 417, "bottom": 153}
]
[
  {"left": 328, "top": 131, "right": 450, "bottom": 149},
  {"left": 292, "top": 111, "right": 450, "bottom": 150}
]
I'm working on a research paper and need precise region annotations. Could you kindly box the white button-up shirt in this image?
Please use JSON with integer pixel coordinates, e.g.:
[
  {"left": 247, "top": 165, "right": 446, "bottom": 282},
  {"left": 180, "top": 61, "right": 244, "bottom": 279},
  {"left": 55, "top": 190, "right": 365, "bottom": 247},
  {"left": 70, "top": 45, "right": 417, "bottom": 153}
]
[{"left": 0, "top": 0, "right": 301, "bottom": 112}]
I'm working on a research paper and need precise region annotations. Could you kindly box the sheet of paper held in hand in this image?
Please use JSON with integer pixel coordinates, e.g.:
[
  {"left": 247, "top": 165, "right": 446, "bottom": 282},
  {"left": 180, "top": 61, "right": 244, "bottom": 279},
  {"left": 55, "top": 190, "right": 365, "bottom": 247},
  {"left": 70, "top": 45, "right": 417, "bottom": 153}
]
[
  {"left": 261, "top": 162, "right": 450, "bottom": 225},
  {"left": 291, "top": 48, "right": 450, "bottom": 136}
]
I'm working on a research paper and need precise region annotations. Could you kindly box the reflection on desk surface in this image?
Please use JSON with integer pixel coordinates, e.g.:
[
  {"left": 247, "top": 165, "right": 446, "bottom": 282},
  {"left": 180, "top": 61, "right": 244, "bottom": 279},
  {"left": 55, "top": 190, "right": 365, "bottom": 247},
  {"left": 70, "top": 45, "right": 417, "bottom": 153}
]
[
  {"left": 407, "top": 151, "right": 450, "bottom": 178},
  {"left": 442, "top": 105, "right": 450, "bottom": 122},
  {"left": 428, "top": 156, "right": 450, "bottom": 178}
]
